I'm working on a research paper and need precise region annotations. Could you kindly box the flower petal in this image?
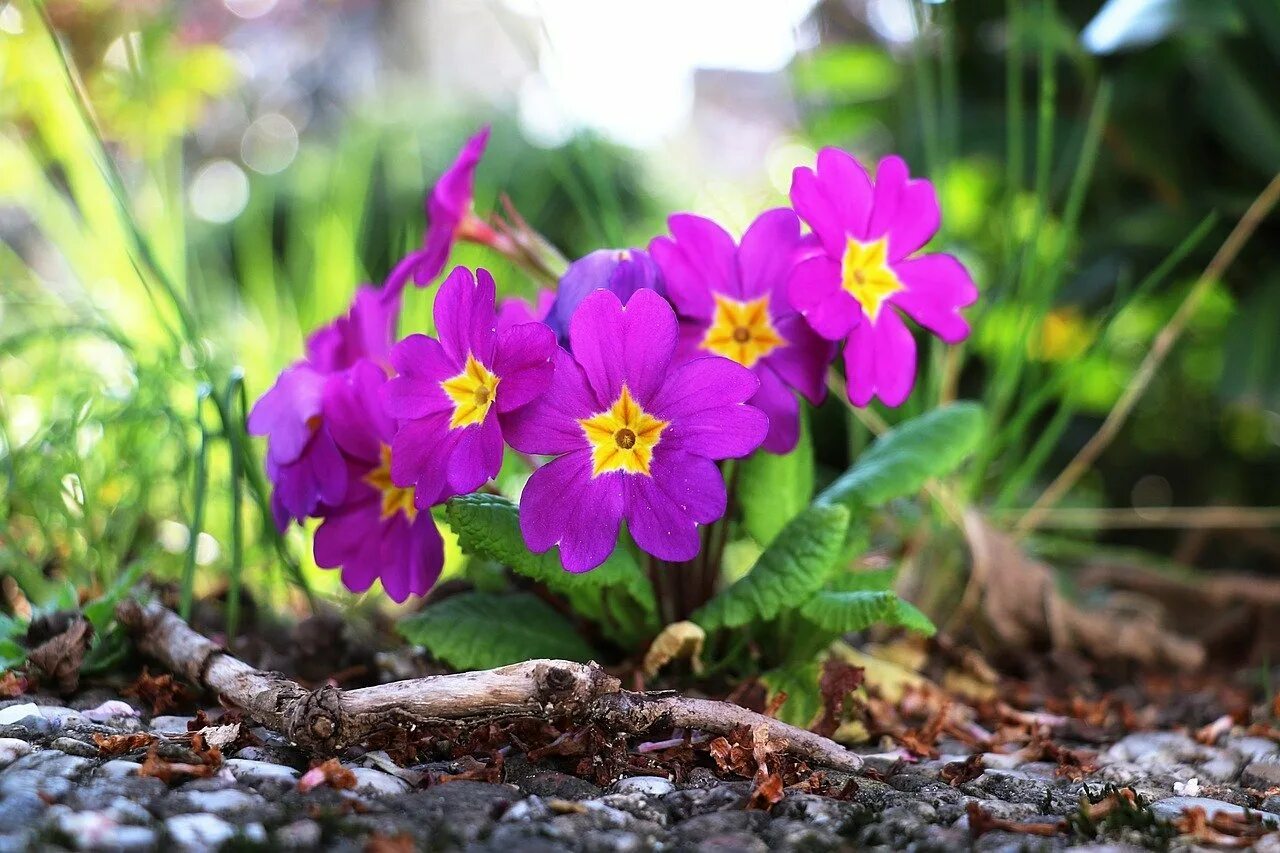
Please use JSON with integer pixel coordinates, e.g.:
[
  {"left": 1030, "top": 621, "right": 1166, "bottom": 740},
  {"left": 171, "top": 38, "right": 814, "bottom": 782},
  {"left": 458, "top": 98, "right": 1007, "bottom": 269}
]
[
  {"left": 433, "top": 266, "right": 498, "bottom": 366},
  {"left": 752, "top": 366, "right": 802, "bottom": 454},
  {"left": 625, "top": 450, "right": 726, "bottom": 562},
  {"left": 651, "top": 357, "right": 768, "bottom": 460},
  {"left": 247, "top": 363, "right": 324, "bottom": 466},
  {"left": 314, "top": 501, "right": 381, "bottom": 576},
  {"left": 570, "top": 288, "right": 677, "bottom": 406},
  {"left": 866, "top": 155, "right": 940, "bottom": 261},
  {"left": 790, "top": 164, "right": 846, "bottom": 259},
  {"left": 378, "top": 513, "right": 445, "bottom": 603},
  {"left": 389, "top": 411, "right": 458, "bottom": 505},
  {"left": 502, "top": 348, "right": 598, "bottom": 456},
  {"left": 653, "top": 213, "right": 739, "bottom": 309},
  {"left": 519, "top": 451, "right": 625, "bottom": 573},
  {"left": 324, "top": 360, "right": 392, "bottom": 462},
  {"left": 447, "top": 413, "right": 504, "bottom": 496},
  {"left": 383, "top": 334, "right": 455, "bottom": 421},
  {"left": 767, "top": 314, "right": 837, "bottom": 404},
  {"left": 787, "top": 256, "right": 862, "bottom": 341},
  {"left": 842, "top": 309, "right": 918, "bottom": 408},
  {"left": 737, "top": 208, "right": 802, "bottom": 300},
  {"left": 891, "top": 253, "right": 978, "bottom": 344},
  {"left": 492, "top": 322, "right": 557, "bottom": 413}
]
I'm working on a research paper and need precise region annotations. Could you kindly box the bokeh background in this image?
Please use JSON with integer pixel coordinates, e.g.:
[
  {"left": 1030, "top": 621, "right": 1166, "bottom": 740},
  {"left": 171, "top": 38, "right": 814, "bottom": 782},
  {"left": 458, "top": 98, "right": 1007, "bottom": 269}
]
[{"left": 2, "top": 0, "right": 1278, "bottom": 621}]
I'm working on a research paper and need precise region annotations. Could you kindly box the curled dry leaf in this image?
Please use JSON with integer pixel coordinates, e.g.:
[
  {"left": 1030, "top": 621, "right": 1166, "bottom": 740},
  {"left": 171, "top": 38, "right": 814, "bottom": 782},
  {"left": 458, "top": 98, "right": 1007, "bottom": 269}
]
[
  {"left": 299, "top": 757, "right": 358, "bottom": 793},
  {"left": 0, "top": 671, "right": 29, "bottom": 698},
  {"left": 1172, "top": 805, "right": 1276, "bottom": 848},
  {"left": 813, "top": 659, "right": 864, "bottom": 738},
  {"left": 966, "top": 801, "right": 1065, "bottom": 839},
  {"left": 93, "top": 732, "right": 156, "bottom": 758},
  {"left": 122, "top": 668, "right": 190, "bottom": 715},
  {"left": 26, "top": 616, "right": 92, "bottom": 695},
  {"left": 940, "top": 753, "right": 985, "bottom": 786},
  {"left": 138, "top": 744, "right": 220, "bottom": 783},
  {"left": 641, "top": 621, "right": 705, "bottom": 679},
  {"left": 963, "top": 512, "right": 1204, "bottom": 671}
]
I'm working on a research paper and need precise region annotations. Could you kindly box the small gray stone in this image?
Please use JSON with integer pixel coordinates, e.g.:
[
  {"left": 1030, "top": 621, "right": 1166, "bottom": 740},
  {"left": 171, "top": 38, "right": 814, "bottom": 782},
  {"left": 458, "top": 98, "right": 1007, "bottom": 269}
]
[
  {"left": 222, "top": 758, "right": 300, "bottom": 788},
  {"left": 501, "top": 797, "right": 551, "bottom": 822},
  {"left": 164, "top": 813, "right": 236, "bottom": 851},
  {"left": 1149, "top": 796, "right": 1252, "bottom": 821},
  {"left": 51, "top": 736, "right": 99, "bottom": 758},
  {"left": 148, "top": 715, "right": 196, "bottom": 734},
  {"left": 1226, "top": 736, "right": 1279, "bottom": 763},
  {"left": 1262, "top": 794, "right": 1280, "bottom": 815},
  {"left": 170, "top": 787, "right": 265, "bottom": 816},
  {"left": 610, "top": 775, "right": 675, "bottom": 797},
  {"left": 0, "top": 738, "right": 33, "bottom": 765},
  {"left": 274, "top": 819, "right": 322, "bottom": 849},
  {"left": 346, "top": 766, "right": 412, "bottom": 797},
  {"left": 98, "top": 759, "right": 141, "bottom": 778},
  {"left": 55, "top": 808, "right": 156, "bottom": 851},
  {"left": 1242, "top": 760, "right": 1280, "bottom": 790}
]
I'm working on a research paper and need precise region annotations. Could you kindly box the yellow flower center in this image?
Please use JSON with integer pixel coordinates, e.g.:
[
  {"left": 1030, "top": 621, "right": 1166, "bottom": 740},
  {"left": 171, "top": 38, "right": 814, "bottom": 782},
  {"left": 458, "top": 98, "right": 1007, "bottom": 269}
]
[
  {"left": 700, "top": 294, "right": 786, "bottom": 368},
  {"left": 440, "top": 353, "right": 500, "bottom": 429},
  {"left": 841, "top": 237, "right": 903, "bottom": 322},
  {"left": 578, "top": 385, "right": 668, "bottom": 478},
  {"left": 363, "top": 445, "right": 417, "bottom": 521}
]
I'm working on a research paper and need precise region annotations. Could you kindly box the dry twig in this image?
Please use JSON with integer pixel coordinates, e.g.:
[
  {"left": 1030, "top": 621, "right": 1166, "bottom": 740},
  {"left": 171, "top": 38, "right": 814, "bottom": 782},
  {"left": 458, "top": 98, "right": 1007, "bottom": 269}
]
[{"left": 117, "top": 599, "right": 862, "bottom": 772}]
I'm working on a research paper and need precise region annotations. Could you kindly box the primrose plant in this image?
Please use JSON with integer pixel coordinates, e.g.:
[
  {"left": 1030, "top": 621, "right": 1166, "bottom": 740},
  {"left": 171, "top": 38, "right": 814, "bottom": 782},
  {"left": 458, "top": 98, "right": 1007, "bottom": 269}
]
[{"left": 249, "top": 128, "right": 984, "bottom": 725}]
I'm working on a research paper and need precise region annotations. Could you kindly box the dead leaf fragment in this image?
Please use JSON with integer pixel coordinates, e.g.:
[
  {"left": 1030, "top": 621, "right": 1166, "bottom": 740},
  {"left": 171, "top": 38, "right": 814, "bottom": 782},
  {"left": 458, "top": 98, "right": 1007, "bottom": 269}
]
[
  {"left": 964, "top": 512, "right": 1204, "bottom": 671},
  {"left": 93, "top": 732, "right": 156, "bottom": 758},
  {"left": 299, "top": 757, "right": 357, "bottom": 793},
  {"left": 940, "top": 754, "right": 985, "bottom": 786},
  {"left": 26, "top": 616, "right": 91, "bottom": 695},
  {"left": 122, "top": 668, "right": 190, "bottom": 715},
  {"left": 813, "top": 659, "right": 864, "bottom": 738},
  {"left": 642, "top": 621, "right": 705, "bottom": 678},
  {"left": 364, "top": 833, "right": 415, "bottom": 853},
  {"left": 966, "top": 801, "right": 1065, "bottom": 839}
]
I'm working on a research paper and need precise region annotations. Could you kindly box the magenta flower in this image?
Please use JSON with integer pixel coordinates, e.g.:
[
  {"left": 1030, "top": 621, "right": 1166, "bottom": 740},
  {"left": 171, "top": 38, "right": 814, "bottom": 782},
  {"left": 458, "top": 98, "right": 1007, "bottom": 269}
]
[
  {"left": 787, "top": 149, "right": 978, "bottom": 407},
  {"left": 650, "top": 209, "right": 837, "bottom": 453},
  {"left": 542, "top": 248, "right": 665, "bottom": 343},
  {"left": 313, "top": 360, "right": 445, "bottom": 602},
  {"left": 381, "top": 266, "right": 557, "bottom": 506},
  {"left": 496, "top": 288, "right": 554, "bottom": 333},
  {"left": 385, "top": 126, "right": 495, "bottom": 298},
  {"left": 504, "top": 289, "right": 769, "bottom": 573},
  {"left": 249, "top": 285, "right": 401, "bottom": 530}
]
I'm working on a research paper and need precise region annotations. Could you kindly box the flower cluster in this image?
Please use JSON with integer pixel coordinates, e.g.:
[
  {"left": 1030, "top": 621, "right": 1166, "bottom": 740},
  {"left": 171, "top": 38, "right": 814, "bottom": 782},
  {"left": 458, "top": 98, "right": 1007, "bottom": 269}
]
[{"left": 251, "top": 129, "right": 977, "bottom": 600}]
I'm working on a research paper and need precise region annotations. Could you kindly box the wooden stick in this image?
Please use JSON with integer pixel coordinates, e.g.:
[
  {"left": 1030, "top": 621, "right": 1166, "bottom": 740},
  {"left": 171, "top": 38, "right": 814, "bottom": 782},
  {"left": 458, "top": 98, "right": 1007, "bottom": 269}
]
[{"left": 117, "top": 599, "right": 862, "bottom": 773}]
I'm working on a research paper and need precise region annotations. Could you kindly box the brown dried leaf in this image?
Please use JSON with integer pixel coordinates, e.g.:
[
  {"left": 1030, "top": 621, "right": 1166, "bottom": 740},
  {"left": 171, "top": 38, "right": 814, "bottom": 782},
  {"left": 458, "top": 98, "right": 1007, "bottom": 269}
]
[
  {"left": 747, "top": 770, "right": 785, "bottom": 811},
  {"left": 299, "top": 757, "right": 357, "bottom": 793},
  {"left": 813, "top": 659, "right": 864, "bottom": 738},
  {"left": 940, "top": 754, "right": 985, "bottom": 786},
  {"left": 966, "top": 801, "right": 1065, "bottom": 839},
  {"left": 364, "top": 832, "right": 415, "bottom": 853},
  {"left": 641, "top": 621, "right": 705, "bottom": 678},
  {"left": 138, "top": 745, "right": 220, "bottom": 783},
  {"left": 1172, "top": 805, "right": 1273, "bottom": 848},
  {"left": 0, "top": 671, "right": 29, "bottom": 698},
  {"left": 26, "top": 616, "right": 91, "bottom": 695},
  {"left": 964, "top": 513, "right": 1204, "bottom": 670},
  {"left": 122, "top": 668, "right": 190, "bottom": 715},
  {"left": 93, "top": 732, "right": 156, "bottom": 758}
]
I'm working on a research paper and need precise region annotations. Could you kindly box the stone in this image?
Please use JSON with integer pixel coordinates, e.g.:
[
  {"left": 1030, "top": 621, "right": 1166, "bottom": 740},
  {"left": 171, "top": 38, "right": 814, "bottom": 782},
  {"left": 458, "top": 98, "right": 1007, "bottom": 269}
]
[
  {"left": 347, "top": 766, "right": 412, "bottom": 797},
  {"left": 1262, "top": 794, "right": 1280, "bottom": 815},
  {"left": 148, "top": 715, "right": 196, "bottom": 734},
  {"left": 98, "top": 760, "right": 141, "bottom": 778},
  {"left": 222, "top": 757, "right": 301, "bottom": 788},
  {"left": 51, "top": 736, "right": 99, "bottom": 758},
  {"left": 1148, "top": 795, "right": 1253, "bottom": 821},
  {"left": 0, "top": 703, "right": 85, "bottom": 728},
  {"left": 1242, "top": 760, "right": 1280, "bottom": 790},
  {"left": 609, "top": 775, "right": 675, "bottom": 797},
  {"left": 274, "top": 819, "right": 322, "bottom": 848},
  {"left": 164, "top": 813, "right": 236, "bottom": 851},
  {"left": 166, "top": 787, "right": 265, "bottom": 816},
  {"left": 55, "top": 808, "right": 156, "bottom": 851},
  {"left": 1226, "top": 736, "right": 1279, "bottom": 763},
  {"left": 514, "top": 768, "right": 603, "bottom": 800},
  {"left": 0, "top": 737, "right": 33, "bottom": 765}
]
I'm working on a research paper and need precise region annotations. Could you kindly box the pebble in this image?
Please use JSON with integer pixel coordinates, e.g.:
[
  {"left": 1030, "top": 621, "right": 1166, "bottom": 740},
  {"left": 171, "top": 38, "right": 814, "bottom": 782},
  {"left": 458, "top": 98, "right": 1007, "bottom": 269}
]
[
  {"left": 1148, "top": 795, "right": 1254, "bottom": 821},
  {"left": 55, "top": 808, "right": 156, "bottom": 851},
  {"left": 346, "top": 766, "right": 412, "bottom": 797},
  {"left": 610, "top": 775, "right": 676, "bottom": 797},
  {"left": 0, "top": 738, "right": 33, "bottom": 765},
  {"left": 51, "top": 736, "right": 99, "bottom": 759},
  {"left": 148, "top": 715, "right": 196, "bottom": 734},
  {"left": 98, "top": 759, "right": 142, "bottom": 778},
  {"left": 169, "top": 787, "right": 265, "bottom": 816},
  {"left": 222, "top": 758, "right": 301, "bottom": 788},
  {"left": 165, "top": 813, "right": 237, "bottom": 850},
  {"left": 0, "top": 703, "right": 85, "bottom": 728},
  {"left": 274, "top": 818, "right": 322, "bottom": 848},
  {"left": 1242, "top": 759, "right": 1280, "bottom": 790}
]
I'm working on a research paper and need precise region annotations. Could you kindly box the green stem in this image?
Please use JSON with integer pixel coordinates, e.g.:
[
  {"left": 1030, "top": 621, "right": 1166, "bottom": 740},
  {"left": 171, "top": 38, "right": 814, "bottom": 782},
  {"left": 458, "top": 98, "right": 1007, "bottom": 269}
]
[{"left": 180, "top": 386, "right": 212, "bottom": 622}]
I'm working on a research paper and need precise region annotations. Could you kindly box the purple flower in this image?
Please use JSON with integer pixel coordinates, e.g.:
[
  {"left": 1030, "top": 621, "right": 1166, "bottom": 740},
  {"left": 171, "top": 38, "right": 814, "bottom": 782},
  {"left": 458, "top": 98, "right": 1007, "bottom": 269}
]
[
  {"left": 504, "top": 288, "right": 768, "bottom": 573},
  {"left": 248, "top": 363, "right": 346, "bottom": 531},
  {"left": 650, "top": 210, "right": 837, "bottom": 454},
  {"left": 305, "top": 284, "right": 400, "bottom": 372},
  {"left": 381, "top": 266, "right": 557, "bottom": 506},
  {"left": 496, "top": 288, "right": 554, "bottom": 333},
  {"left": 542, "top": 248, "right": 665, "bottom": 343},
  {"left": 249, "top": 285, "right": 401, "bottom": 530},
  {"left": 787, "top": 149, "right": 978, "bottom": 407},
  {"left": 313, "top": 359, "right": 445, "bottom": 602},
  {"left": 385, "top": 127, "right": 495, "bottom": 298}
]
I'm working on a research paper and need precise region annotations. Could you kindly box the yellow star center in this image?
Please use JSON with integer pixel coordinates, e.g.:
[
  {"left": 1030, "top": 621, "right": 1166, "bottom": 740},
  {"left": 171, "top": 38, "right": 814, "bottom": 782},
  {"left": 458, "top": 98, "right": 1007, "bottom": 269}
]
[
  {"left": 363, "top": 445, "right": 417, "bottom": 521},
  {"left": 578, "top": 385, "right": 668, "bottom": 478},
  {"left": 841, "top": 237, "right": 903, "bottom": 322},
  {"left": 440, "top": 353, "right": 500, "bottom": 429},
  {"left": 700, "top": 294, "right": 786, "bottom": 368}
]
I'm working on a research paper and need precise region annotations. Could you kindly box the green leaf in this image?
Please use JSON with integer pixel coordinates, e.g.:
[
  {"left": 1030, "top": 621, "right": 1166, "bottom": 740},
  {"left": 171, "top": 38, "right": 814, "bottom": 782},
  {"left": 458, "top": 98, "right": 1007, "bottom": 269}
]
[
  {"left": 0, "top": 639, "right": 25, "bottom": 671},
  {"left": 0, "top": 614, "right": 24, "bottom": 642},
  {"left": 816, "top": 402, "right": 985, "bottom": 512},
  {"left": 737, "top": 411, "right": 814, "bottom": 547},
  {"left": 761, "top": 660, "right": 822, "bottom": 728},
  {"left": 829, "top": 568, "right": 897, "bottom": 593},
  {"left": 800, "top": 590, "right": 936, "bottom": 636},
  {"left": 445, "top": 494, "right": 657, "bottom": 622},
  {"left": 694, "top": 504, "right": 849, "bottom": 630},
  {"left": 82, "top": 562, "right": 147, "bottom": 632},
  {"left": 398, "top": 592, "right": 596, "bottom": 670}
]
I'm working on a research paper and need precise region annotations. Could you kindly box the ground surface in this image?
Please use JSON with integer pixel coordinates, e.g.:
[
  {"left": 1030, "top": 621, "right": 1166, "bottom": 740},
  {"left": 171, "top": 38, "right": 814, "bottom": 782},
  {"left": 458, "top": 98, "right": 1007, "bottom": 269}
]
[{"left": 1, "top": 688, "right": 1279, "bottom": 852}]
